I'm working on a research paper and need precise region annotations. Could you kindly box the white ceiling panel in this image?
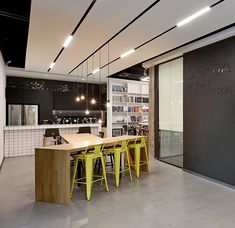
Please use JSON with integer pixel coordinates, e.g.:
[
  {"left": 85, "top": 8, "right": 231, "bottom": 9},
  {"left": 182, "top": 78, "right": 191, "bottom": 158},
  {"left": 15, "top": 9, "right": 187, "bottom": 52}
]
[
  {"left": 48, "top": 0, "right": 156, "bottom": 74},
  {"left": 24, "top": 0, "right": 235, "bottom": 82},
  {"left": 108, "top": 0, "right": 235, "bottom": 75},
  {"left": 109, "top": 0, "right": 216, "bottom": 60},
  {"left": 26, "top": 0, "right": 93, "bottom": 72}
]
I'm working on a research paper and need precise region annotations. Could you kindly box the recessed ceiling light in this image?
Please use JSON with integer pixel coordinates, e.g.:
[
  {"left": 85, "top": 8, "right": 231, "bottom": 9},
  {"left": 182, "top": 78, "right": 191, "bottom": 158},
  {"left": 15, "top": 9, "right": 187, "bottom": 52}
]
[
  {"left": 63, "top": 35, "right": 73, "bottom": 48},
  {"left": 120, "top": 49, "right": 135, "bottom": 58},
  {"left": 177, "top": 6, "right": 211, "bottom": 27}
]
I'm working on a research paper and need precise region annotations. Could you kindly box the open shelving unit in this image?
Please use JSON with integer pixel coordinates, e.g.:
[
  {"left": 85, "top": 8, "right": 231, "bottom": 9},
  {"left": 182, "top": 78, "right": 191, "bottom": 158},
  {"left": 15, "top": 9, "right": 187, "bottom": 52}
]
[{"left": 107, "top": 78, "right": 149, "bottom": 137}]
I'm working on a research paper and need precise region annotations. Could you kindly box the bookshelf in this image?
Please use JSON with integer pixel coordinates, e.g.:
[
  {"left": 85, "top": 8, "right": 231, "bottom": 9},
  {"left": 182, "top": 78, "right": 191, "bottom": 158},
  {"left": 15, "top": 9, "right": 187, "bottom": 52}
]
[{"left": 107, "top": 79, "right": 149, "bottom": 137}]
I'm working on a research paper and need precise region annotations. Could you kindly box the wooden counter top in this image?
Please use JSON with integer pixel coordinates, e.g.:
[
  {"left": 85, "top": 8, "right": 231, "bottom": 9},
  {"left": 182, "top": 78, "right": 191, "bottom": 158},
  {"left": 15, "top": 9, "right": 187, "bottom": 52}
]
[{"left": 36, "top": 134, "right": 145, "bottom": 153}]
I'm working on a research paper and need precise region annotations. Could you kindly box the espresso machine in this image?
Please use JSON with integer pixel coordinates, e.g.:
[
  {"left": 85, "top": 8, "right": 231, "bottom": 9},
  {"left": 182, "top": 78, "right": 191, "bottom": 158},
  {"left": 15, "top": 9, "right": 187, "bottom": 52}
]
[{"left": 52, "top": 110, "right": 105, "bottom": 125}]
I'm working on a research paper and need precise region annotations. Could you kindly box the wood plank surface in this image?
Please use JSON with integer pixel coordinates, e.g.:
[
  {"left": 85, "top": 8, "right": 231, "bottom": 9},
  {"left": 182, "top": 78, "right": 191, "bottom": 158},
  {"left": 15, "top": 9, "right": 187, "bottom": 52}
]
[{"left": 35, "top": 148, "right": 71, "bottom": 204}]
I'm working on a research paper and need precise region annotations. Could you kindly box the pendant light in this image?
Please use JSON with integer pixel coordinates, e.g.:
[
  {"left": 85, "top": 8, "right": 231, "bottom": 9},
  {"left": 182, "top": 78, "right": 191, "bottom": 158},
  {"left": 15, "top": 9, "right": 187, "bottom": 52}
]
[
  {"left": 75, "top": 67, "right": 80, "bottom": 102},
  {"left": 80, "top": 63, "right": 85, "bottom": 100},
  {"left": 85, "top": 60, "right": 89, "bottom": 115},
  {"left": 106, "top": 42, "right": 111, "bottom": 107},
  {"left": 91, "top": 55, "right": 96, "bottom": 105},
  {"left": 98, "top": 49, "right": 102, "bottom": 124}
]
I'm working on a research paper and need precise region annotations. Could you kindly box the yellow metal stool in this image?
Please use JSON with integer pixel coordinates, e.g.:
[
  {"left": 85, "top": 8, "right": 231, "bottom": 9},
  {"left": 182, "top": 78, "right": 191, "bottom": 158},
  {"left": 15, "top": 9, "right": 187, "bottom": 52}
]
[
  {"left": 104, "top": 140, "right": 133, "bottom": 187},
  {"left": 70, "top": 144, "right": 109, "bottom": 201},
  {"left": 128, "top": 136, "right": 150, "bottom": 178}
]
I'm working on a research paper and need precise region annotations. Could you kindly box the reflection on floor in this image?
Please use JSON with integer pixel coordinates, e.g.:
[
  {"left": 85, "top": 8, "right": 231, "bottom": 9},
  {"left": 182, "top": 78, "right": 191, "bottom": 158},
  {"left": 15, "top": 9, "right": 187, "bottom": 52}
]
[
  {"left": 160, "top": 155, "right": 183, "bottom": 167},
  {"left": 1, "top": 156, "right": 235, "bottom": 228}
]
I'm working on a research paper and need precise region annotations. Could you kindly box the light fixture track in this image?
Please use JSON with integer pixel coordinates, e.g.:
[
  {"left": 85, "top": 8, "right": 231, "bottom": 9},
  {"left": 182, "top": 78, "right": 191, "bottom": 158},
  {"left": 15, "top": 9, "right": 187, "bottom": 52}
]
[
  {"left": 70, "top": 0, "right": 225, "bottom": 78},
  {"left": 47, "top": 0, "right": 97, "bottom": 72}
]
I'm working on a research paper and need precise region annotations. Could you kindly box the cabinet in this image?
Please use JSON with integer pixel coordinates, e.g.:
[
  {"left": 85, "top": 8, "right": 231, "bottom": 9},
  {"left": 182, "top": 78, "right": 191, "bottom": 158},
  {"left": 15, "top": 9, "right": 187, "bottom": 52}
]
[{"left": 107, "top": 79, "right": 149, "bottom": 137}]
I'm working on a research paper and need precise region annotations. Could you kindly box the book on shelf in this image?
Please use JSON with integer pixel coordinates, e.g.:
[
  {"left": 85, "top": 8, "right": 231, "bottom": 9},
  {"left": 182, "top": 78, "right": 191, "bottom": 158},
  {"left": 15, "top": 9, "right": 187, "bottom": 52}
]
[
  {"left": 112, "top": 85, "right": 127, "bottom": 92},
  {"left": 112, "top": 95, "right": 128, "bottom": 103}
]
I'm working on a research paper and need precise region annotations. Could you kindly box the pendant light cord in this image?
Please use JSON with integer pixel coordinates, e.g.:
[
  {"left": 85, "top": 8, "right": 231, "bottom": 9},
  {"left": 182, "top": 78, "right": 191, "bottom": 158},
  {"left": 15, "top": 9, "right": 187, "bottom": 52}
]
[
  {"left": 99, "top": 49, "right": 101, "bottom": 111},
  {"left": 81, "top": 64, "right": 83, "bottom": 95},
  {"left": 92, "top": 55, "right": 95, "bottom": 98},
  {"left": 107, "top": 42, "right": 110, "bottom": 102},
  {"left": 77, "top": 67, "right": 79, "bottom": 96},
  {"left": 86, "top": 60, "right": 89, "bottom": 109}
]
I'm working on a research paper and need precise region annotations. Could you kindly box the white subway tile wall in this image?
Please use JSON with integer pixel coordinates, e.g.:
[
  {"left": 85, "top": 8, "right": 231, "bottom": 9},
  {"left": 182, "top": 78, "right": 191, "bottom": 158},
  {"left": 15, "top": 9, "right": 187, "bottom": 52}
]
[{"left": 4, "top": 124, "right": 99, "bottom": 157}]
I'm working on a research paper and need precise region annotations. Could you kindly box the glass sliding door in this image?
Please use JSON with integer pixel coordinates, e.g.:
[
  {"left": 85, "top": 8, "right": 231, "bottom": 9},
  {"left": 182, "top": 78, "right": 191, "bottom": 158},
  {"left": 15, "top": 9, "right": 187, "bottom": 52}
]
[{"left": 158, "top": 58, "right": 183, "bottom": 167}]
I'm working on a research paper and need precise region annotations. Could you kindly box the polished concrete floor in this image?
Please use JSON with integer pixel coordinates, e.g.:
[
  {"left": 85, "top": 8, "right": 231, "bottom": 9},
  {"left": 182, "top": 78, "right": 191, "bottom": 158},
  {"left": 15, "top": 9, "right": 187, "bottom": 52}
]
[{"left": 1, "top": 156, "right": 235, "bottom": 228}]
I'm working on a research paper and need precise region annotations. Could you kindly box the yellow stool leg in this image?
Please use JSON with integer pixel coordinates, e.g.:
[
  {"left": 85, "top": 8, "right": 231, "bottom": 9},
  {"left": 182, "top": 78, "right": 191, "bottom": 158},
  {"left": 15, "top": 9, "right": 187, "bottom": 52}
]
[
  {"left": 85, "top": 156, "right": 93, "bottom": 200},
  {"left": 70, "top": 156, "right": 79, "bottom": 198},
  {"left": 134, "top": 145, "right": 141, "bottom": 178},
  {"left": 144, "top": 144, "right": 150, "bottom": 172},
  {"left": 100, "top": 155, "right": 109, "bottom": 191},
  {"left": 100, "top": 153, "right": 107, "bottom": 186},
  {"left": 114, "top": 151, "right": 121, "bottom": 187},
  {"left": 126, "top": 148, "right": 133, "bottom": 182}
]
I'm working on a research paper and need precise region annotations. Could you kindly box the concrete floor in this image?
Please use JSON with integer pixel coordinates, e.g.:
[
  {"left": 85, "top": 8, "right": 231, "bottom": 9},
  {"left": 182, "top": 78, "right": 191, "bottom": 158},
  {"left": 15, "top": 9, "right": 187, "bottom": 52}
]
[{"left": 1, "top": 156, "right": 235, "bottom": 228}]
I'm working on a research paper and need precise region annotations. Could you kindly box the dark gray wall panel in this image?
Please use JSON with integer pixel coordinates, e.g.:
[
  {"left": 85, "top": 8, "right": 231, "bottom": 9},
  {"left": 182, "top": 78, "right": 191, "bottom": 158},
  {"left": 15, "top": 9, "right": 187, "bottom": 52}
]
[{"left": 183, "top": 36, "right": 235, "bottom": 186}]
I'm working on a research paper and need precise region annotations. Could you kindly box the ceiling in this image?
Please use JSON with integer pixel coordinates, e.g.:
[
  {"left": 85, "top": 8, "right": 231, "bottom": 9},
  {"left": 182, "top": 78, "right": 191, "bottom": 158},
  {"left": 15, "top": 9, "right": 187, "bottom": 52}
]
[
  {"left": 0, "top": 0, "right": 31, "bottom": 67},
  {"left": 2, "top": 0, "right": 235, "bottom": 83}
]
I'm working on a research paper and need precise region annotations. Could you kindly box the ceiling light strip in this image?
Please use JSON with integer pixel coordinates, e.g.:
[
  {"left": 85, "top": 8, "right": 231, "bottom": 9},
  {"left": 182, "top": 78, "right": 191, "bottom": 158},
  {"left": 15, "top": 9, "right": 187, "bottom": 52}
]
[
  {"left": 49, "top": 62, "right": 55, "bottom": 69},
  {"left": 120, "top": 49, "right": 135, "bottom": 58},
  {"left": 92, "top": 68, "right": 100, "bottom": 74},
  {"left": 100, "top": 57, "right": 120, "bottom": 70},
  {"left": 69, "top": 0, "right": 224, "bottom": 76},
  {"left": 68, "top": 0, "right": 162, "bottom": 74},
  {"left": 47, "top": 0, "right": 97, "bottom": 72},
  {"left": 135, "top": 26, "right": 176, "bottom": 50},
  {"left": 83, "top": 22, "right": 234, "bottom": 79},
  {"left": 63, "top": 35, "right": 73, "bottom": 47},
  {"left": 210, "top": 0, "right": 225, "bottom": 8},
  {"left": 53, "top": 48, "right": 64, "bottom": 63},
  {"left": 176, "top": 7, "right": 211, "bottom": 27},
  {"left": 143, "top": 22, "right": 235, "bottom": 67},
  {"left": 71, "top": 0, "right": 97, "bottom": 35}
]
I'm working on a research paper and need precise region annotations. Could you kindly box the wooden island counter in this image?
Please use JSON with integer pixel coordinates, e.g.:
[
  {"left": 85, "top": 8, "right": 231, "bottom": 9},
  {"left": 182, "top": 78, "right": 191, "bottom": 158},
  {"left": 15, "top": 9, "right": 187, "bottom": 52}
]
[{"left": 35, "top": 134, "right": 149, "bottom": 204}]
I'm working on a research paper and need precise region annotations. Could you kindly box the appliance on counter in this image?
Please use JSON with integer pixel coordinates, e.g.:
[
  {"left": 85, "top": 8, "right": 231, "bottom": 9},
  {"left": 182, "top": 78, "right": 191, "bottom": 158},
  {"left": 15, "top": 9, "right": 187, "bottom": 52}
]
[
  {"left": 112, "top": 128, "right": 123, "bottom": 137},
  {"left": 52, "top": 110, "right": 106, "bottom": 126},
  {"left": 8, "top": 104, "right": 38, "bottom": 126}
]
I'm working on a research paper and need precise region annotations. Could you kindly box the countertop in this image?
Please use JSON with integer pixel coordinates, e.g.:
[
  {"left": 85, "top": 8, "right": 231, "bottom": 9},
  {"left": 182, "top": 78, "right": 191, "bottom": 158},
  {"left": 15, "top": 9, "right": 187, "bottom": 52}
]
[{"left": 4, "top": 123, "right": 101, "bottom": 131}]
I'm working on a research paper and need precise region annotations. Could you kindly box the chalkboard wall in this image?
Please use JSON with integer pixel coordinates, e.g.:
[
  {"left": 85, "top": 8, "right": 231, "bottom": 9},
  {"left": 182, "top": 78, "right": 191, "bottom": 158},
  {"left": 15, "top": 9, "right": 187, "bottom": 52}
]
[
  {"left": 6, "top": 77, "right": 107, "bottom": 124},
  {"left": 183, "top": 36, "right": 235, "bottom": 186}
]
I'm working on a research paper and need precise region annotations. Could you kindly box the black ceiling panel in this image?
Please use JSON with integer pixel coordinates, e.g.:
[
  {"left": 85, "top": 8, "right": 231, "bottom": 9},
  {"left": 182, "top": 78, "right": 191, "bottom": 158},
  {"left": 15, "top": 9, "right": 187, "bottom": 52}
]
[
  {"left": 0, "top": 0, "right": 31, "bottom": 67},
  {"left": 109, "top": 63, "right": 148, "bottom": 81}
]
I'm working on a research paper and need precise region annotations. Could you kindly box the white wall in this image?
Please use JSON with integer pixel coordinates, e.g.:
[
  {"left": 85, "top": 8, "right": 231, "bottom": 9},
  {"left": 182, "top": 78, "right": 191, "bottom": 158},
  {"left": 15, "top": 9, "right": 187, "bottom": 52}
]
[
  {"left": 159, "top": 58, "right": 183, "bottom": 132},
  {"left": 0, "top": 52, "right": 6, "bottom": 167}
]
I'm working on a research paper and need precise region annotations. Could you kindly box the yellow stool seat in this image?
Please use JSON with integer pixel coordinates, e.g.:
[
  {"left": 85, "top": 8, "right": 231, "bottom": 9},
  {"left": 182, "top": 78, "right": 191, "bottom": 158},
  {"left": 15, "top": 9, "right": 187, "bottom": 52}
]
[
  {"left": 128, "top": 137, "right": 150, "bottom": 178},
  {"left": 104, "top": 140, "right": 132, "bottom": 187},
  {"left": 70, "top": 144, "right": 109, "bottom": 201}
]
